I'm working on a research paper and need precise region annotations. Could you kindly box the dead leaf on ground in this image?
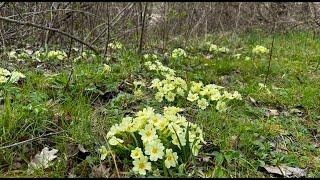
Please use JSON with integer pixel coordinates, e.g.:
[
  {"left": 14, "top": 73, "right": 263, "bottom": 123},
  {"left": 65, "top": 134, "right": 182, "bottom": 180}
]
[
  {"left": 266, "top": 109, "right": 279, "bottom": 116},
  {"left": 263, "top": 165, "right": 306, "bottom": 177},
  {"left": 68, "top": 173, "right": 77, "bottom": 178},
  {"left": 78, "top": 144, "right": 88, "bottom": 153},
  {"left": 230, "top": 135, "right": 239, "bottom": 149},
  {"left": 24, "top": 49, "right": 33, "bottom": 55},
  {"left": 248, "top": 96, "right": 258, "bottom": 106},
  {"left": 28, "top": 147, "right": 58, "bottom": 173},
  {"left": 290, "top": 108, "right": 303, "bottom": 117},
  {"left": 92, "top": 164, "right": 110, "bottom": 178}
]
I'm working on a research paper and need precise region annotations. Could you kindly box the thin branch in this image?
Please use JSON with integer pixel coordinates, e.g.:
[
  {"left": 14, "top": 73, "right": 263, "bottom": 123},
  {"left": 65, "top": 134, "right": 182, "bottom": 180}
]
[
  {"left": 0, "top": 131, "right": 65, "bottom": 150},
  {"left": 264, "top": 21, "right": 276, "bottom": 84},
  {"left": 6, "top": 8, "right": 102, "bottom": 20},
  {"left": 90, "top": 3, "right": 134, "bottom": 46},
  {"left": 0, "top": 16, "right": 98, "bottom": 53},
  {"left": 138, "top": 2, "right": 148, "bottom": 54}
]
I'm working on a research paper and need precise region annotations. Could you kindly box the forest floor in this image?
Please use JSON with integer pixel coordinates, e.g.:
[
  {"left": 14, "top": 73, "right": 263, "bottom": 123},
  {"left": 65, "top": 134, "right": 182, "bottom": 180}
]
[{"left": 1, "top": 31, "right": 320, "bottom": 177}]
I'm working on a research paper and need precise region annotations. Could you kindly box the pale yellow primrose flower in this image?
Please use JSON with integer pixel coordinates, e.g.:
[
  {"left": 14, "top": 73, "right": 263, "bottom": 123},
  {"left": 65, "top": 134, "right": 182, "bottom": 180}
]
[
  {"left": 108, "top": 42, "right": 123, "bottom": 50},
  {"left": 119, "top": 117, "right": 133, "bottom": 132},
  {"left": 168, "top": 122, "right": 183, "bottom": 135},
  {"left": 190, "top": 81, "right": 203, "bottom": 93},
  {"left": 99, "top": 146, "right": 111, "bottom": 160},
  {"left": 209, "top": 44, "right": 218, "bottom": 52},
  {"left": 164, "top": 149, "right": 178, "bottom": 169},
  {"left": 155, "top": 92, "right": 164, "bottom": 102},
  {"left": 197, "top": 98, "right": 209, "bottom": 110},
  {"left": 0, "top": 68, "right": 11, "bottom": 76},
  {"left": 199, "top": 88, "right": 210, "bottom": 96},
  {"left": 134, "top": 89, "right": 144, "bottom": 99},
  {"left": 132, "top": 155, "right": 151, "bottom": 175},
  {"left": 232, "top": 91, "right": 242, "bottom": 100},
  {"left": 106, "top": 124, "right": 121, "bottom": 139},
  {"left": 150, "top": 113, "right": 162, "bottom": 128},
  {"left": 165, "top": 91, "right": 176, "bottom": 102},
  {"left": 108, "top": 136, "right": 124, "bottom": 146},
  {"left": 163, "top": 106, "right": 183, "bottom": 116},
  {"left": 131, "top": 147, "right": 144, "bottom": 160},
  {"left": 176, "top": 87, "right": 185, "bottom": 96},
  {"left": 139, "top": 124, "right": 158, "bottom": 144},
  {"left": 223, "top": 90, "right": 234, "bottom": 100},
  {"left": 216, "top": 100, "right": 227, "bottom": 112},
  {"left": 133, "top": 80, "right": 146, "bottom": 88},
  {"left": 218, "top": 47, "right": 229, "bottom": 53},
  {"left": 149, "top": 64, "right": 157, "bottom": 70},
  {"left": 171, "top": 131, "right": 186, "bottom": 148},
  {"left": 252, "top": 45, "right": 269, "bottom": 54},
  {"left": 0, "top": 76, "right": 8, "bottom": 84},
  {"left": 103, "top": 64, "right": 111, "bottom": 73},
  {"left": 145, "top": 140, "right": 165, "bottom": 161},
  {"left": 187, "top": 92, "right": 199, "bottom": 102},
  {"left": 171, "top": 48, "right": 187, "bottom": 59},
  {"left": 191, "top": 139, "right": 202, "bottom": 156},
  {"left": 157, "top": 118, "right": 169, "bottom": 131},
  {"left": 150, "top": 78, "right": 162, "bottom": 89},
  {"left": 209, "top": 89, "right": 221, "bottom": 101},
  {"left": 9, "top": 71, "right": 26, "bottom": 83}
]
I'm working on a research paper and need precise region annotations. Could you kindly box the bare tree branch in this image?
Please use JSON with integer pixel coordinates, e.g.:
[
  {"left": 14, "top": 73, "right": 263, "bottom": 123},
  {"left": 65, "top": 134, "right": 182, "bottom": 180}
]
[{"left": 0, "top": 16, "right": 98, "bottom": 53}]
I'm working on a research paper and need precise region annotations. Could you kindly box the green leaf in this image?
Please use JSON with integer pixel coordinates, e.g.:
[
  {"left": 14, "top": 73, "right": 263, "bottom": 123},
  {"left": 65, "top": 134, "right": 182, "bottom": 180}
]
[
  {"left": 215, "top": 152, "right": 224, "bottom": 165},
  {"left": 214, "top": 166, "right": 226, "bottom": 177}
]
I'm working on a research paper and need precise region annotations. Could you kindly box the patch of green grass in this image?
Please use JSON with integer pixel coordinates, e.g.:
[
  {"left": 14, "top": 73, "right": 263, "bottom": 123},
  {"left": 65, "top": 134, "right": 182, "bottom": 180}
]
[{"left": 1, "top": 30, "right": 320, "bottom": 177}]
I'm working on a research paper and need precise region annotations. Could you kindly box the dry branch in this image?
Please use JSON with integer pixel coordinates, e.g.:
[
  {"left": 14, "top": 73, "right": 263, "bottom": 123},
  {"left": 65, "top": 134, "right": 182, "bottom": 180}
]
[{"left": 0, "top": 16, "right": 98, "bottom": 53}]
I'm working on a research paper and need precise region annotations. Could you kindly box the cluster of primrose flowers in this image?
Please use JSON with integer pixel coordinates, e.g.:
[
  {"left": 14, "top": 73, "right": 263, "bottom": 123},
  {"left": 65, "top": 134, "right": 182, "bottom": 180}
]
[
  {"left": 73, "top": 51, "right": 97, "bottom": 62},
  {"left": 171, "top": 48, "right": 187, "bottom": 59},
  {"left": 103, "top": 64, "right": 111, "bottom": 74},
  {"left": 0, "top": 67, "right": 26, "bottom": 84},
  {"left": 144, "top": 60, "right": 175, "bottom": 77},
  {"left": 100, "top": 106, "right": 205, "bottom": 175},
  {"left": 108, "top": 42, "right": 123, "bottom": 50},
  {"left": 186, "top": 81, "right": 242, "bottom": 111},
  {"left": 143, "top": 54, "right": 158, "bottom": 61},
  {"left": 8, "top": 50, "right": 32, "bottom": 61},
  {"left": 35, "top": 50, "right": 67, "bottom": 61},
  {"left": 208, "top": 43, "right": 230, "bottom": 53},
  {"left": 150, "top": 75, "right": 187, "bottom": 103},
  {"left": 252, "top": 45, "right": 269, "bottom": 55},
  {"left": 144, "top": 57, "right": 242, "bottom": 112},
  {"left": 151, "top": 75, "right": 242, "bottom": 111}
]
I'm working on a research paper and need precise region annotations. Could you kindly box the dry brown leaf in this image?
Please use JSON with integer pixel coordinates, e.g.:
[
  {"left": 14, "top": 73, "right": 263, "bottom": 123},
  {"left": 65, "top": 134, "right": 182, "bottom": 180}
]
[
  {"left": 24, "top": 49, "right": 33, "bottom": 55},
  {"left": 28, "top": 147, "right": 58, "bottom": 173},
  {"left": 290, "top": 108, "right": 303, "bottom": 117},
  {"left": 231, "top": 135, "right": 239, "bottom": 149},
  {"left": 248, "top": 96, "right": 258, "bottom": 106},
  {"left": 264, "top": 165, "right": 306, "bottom": 177},
  {"left": 266, "top": 109, "right": 279, "bottom": 116},
  {"left": 92, "top": 164, "right": 109, "bottom": 178},
  {"left": 78, "top": 144, "right": 88, "bottom": 153}
]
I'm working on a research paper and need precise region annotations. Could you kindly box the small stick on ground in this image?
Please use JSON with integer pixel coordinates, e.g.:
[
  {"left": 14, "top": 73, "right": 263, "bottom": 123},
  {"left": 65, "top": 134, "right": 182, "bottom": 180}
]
[
  {"left": 264, "top": 21, "right": 276, "bottom": 84},
  {"left": 0, "top": 131, "right": 65, "bottom": 150}
]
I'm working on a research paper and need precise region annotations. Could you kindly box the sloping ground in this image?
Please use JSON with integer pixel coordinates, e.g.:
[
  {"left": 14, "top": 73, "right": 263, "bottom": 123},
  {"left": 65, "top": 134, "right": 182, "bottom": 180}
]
[{"left": 0, "top": 31, "right": 319, "bottom": 177}]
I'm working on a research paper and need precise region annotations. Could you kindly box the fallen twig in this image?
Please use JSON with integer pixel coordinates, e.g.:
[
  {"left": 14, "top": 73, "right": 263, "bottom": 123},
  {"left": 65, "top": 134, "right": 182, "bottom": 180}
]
[{"left": 0, "top": 131, "right": 65, "bottom": 150}]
